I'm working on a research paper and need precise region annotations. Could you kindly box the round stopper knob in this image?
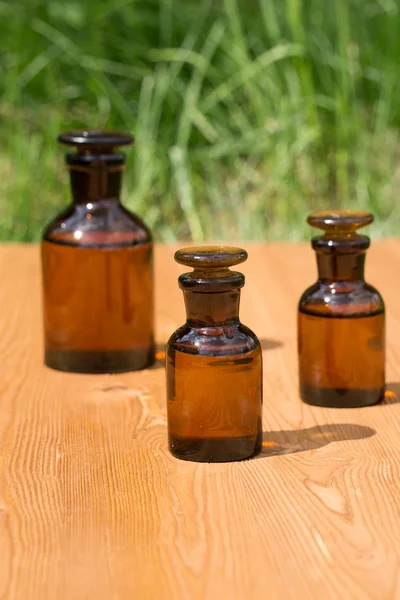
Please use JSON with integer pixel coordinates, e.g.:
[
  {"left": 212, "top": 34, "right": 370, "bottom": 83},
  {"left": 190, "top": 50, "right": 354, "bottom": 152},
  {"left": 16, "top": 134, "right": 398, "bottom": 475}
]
[
  {"left": 175, "top": 246, "right": 248, "bottom": 269},
  {"left": 58, "top": 129, "right": 133, "bottom": 150},
  {"left": 307, "top": 210, "right": 373, "bottom": 234}
]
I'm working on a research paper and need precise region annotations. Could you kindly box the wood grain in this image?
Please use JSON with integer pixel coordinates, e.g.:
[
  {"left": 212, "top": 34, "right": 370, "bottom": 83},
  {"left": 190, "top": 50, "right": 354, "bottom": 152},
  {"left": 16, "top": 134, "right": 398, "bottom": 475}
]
[{"left": 0, "top": 242, "right": 400, "bottom": 599}]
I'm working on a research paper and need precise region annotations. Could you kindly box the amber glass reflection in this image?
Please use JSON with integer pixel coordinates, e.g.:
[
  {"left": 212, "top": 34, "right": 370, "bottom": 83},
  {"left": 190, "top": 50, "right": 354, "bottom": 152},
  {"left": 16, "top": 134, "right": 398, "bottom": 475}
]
[
  {"left": 42, "top": 130, "right": 154, "bottom": 373},
  {"left": 166, "top": 246, "right": 263, "bottom": 462},
  {"left": 298, "top": 210, "right": 385, "bottom": 407}
]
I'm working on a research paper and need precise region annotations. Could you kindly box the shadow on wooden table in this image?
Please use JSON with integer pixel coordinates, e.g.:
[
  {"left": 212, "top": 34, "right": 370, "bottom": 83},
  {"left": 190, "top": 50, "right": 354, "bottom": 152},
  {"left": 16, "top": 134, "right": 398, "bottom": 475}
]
[
  {"left": 151, "top": 338, "right": 283, "bottom": 370},
  {"left": 382, "top": 383, "right": 400, "bottom": 405},
  {"left": 258, "top": 423, "right": 376, "bottom": 458},
  {"left": 259, "top": 338, "right": 282, "bottom": 351}
]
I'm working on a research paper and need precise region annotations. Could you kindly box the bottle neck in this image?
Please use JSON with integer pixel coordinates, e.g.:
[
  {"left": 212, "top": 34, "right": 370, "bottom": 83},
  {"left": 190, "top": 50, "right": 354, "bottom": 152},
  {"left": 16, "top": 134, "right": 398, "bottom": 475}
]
[
  {"left": 316, "top": 250, "right": 366, "bottom": 283},
  {"left": 69, "top": 163, "right": 123, "bottom": 204},
  {"left": 183, "top": 290, "right": 241, "bottom": 326}
]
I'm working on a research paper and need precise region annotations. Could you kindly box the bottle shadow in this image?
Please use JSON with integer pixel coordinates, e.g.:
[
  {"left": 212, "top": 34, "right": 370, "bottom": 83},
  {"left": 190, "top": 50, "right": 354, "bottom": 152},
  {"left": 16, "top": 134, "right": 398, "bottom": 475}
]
[
  {"left": 382, "top": 383, "right": 400, "bottom": 405},
  {"left": 256, "top": 423, "right": 376, "bottom": 458},
  {"left": 259, "top": 338, "right": 282, "bottom": 351},
  {"left": 150, "top": 338, "right": 282, "bottom": 370}
]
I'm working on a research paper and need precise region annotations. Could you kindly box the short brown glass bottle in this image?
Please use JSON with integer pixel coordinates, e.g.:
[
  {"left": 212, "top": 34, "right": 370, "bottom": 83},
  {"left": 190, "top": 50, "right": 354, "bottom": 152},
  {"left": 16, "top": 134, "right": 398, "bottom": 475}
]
[
  {"left": 298, "top": 210, "right": 385, "bottom": 408},
  {"left": 166, "top": 246, "right": 263, "bottom": 462},
  {"left": 42, "top": 130, "right": 154, "bottom": 373}
]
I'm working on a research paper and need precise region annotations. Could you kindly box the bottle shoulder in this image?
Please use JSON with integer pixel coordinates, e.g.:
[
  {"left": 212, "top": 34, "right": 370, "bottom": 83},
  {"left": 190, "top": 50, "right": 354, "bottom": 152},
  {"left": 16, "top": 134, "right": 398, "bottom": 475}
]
[
  {"left": 168, "top": 323, "right": 260, "bottom": 356},
  {"left": 43, "top": 201, "right": 151, "bottom": 247},
  {"left": 299, "top": 281, "right": 384, "bottom": 316}
]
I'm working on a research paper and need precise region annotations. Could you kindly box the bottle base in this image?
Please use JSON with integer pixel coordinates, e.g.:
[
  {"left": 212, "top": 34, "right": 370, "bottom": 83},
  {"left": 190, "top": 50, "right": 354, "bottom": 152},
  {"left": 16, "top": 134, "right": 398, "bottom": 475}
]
[
  {"left": 45, "top": 347, "right": 154, "bottom": 374},
  {"left": 168, "top": 433, "right": 262, "bottom": 463},
  {"left": 300, "top": 385, "right": 385, "bottom": 408}
]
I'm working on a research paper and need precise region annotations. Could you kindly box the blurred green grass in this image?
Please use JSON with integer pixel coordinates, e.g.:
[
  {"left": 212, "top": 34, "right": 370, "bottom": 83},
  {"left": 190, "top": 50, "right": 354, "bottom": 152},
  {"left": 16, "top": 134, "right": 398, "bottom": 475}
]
[{"left": 1, "top": 0, "right": 400, "bottom": 241}]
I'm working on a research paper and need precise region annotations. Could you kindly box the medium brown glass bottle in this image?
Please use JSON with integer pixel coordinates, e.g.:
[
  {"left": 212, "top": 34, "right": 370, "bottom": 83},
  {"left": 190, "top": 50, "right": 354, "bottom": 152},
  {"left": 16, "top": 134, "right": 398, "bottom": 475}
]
[
  {"left": 42, "top": 130, "right": 154, "bottom": 373},
  {"left": 298, "top": 210, "right": 385, "bottom": 408},
  {"left": 166, "top": 246, "right": 263, "bottom": 462}
]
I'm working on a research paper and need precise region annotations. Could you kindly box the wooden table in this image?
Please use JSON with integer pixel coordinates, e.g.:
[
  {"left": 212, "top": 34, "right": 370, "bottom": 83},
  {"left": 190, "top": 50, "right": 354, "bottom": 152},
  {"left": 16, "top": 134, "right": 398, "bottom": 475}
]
[{"left": 1, "top": 241, "right": 400, "bottom": 600}]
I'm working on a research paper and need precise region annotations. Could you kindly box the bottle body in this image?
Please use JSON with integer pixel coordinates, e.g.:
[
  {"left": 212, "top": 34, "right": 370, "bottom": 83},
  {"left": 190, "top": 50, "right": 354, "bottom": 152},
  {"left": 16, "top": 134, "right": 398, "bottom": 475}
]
[
  {"left": 42, "top": 216, "right": 154, "bottom": 373},
  {"left": 167, "top": 322, "right": 263, "bottom": 462},
  {"left": 166, "top": 278, "right": 262, "bottom": 462},
  {"left": 298, "top": 282, "right": 385, "bottom": 407}
]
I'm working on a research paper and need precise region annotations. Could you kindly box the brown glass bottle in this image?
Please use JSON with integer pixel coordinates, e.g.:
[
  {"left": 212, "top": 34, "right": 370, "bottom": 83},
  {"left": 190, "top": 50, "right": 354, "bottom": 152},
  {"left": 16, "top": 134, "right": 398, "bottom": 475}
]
[
  {"left": 298, "top": 210, "right": 385, "bottom": 408},
  {"left": 166, "top": 246, "right": 263, "bottom": 462},
  {"left": 42, "top": 130, "right": 154, "bottom": 373}
]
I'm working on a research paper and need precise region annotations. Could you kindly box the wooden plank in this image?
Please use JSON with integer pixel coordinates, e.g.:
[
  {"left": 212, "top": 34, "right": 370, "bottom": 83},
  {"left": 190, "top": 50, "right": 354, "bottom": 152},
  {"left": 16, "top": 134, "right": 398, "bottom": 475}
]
[{"left": 0, "top": 241, "right": 399, "bottom": 599}]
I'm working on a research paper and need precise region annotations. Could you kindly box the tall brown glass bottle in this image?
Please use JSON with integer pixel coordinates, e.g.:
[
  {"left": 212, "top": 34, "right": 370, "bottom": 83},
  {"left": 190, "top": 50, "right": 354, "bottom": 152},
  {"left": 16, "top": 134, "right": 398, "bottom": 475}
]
[
  {"left": 166, "top": 246, "right": 263, "bottom": 462},
  {"left": 298, "top": 210, "right": 385, "bottom": 407},
  {"left": 42, "top": 130, "right": 154, "bottom": 373}
]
